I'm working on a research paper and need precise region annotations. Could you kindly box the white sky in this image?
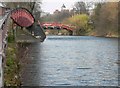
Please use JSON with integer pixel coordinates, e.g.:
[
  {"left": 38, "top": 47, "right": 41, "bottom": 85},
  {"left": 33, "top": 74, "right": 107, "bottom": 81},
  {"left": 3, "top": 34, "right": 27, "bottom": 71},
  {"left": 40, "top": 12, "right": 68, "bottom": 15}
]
[
  {"left": 41, "top": 0, "right": 118, "bottom": 14},
  {"left": 41, "top": 0, "right": 80, "bottom": 14},
  {"left": 41, "top": 0, "right": 111, "bottom": 14}
]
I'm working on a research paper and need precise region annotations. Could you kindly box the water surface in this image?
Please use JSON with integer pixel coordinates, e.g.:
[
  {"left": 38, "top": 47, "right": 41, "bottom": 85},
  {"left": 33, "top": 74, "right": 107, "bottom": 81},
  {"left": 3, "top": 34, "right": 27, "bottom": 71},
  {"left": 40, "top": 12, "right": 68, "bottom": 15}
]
[{"left": 20, "top": 36, "right": 118, "bottom": 86}]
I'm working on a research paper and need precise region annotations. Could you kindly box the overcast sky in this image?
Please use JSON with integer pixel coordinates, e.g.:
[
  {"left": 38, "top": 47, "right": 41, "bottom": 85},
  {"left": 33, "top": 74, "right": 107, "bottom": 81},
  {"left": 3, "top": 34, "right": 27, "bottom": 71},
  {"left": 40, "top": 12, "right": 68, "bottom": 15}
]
[
  {"left": 41, "top": 0, "right": 80, "bottom": 14},
  {"left": 41, "top": 0, "right": 100, "bottom": 14},
  {"left": 41, "top": 0, "right": 108, "bottom": 14}
]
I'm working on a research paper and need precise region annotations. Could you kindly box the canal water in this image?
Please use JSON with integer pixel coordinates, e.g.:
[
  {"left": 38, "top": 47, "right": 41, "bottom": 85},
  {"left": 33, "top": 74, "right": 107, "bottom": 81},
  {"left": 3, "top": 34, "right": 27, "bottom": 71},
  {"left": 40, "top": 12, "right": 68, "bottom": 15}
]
[{"left": 20, "top": 36, "right": 118, "bottom": 86}]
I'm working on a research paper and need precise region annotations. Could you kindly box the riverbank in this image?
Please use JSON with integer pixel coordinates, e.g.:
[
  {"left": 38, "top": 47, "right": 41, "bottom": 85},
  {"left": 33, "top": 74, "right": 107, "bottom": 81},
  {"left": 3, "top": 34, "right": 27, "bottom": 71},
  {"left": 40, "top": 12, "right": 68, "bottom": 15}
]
[
  {"left": 89, "top": 32, "right": 118, "bottom": 38},
  {"left": 4, "top": 33, "right": 21, "bottom": 86},
  {"left": 4, "top": 42, "right": 21, "bottom": 86}
]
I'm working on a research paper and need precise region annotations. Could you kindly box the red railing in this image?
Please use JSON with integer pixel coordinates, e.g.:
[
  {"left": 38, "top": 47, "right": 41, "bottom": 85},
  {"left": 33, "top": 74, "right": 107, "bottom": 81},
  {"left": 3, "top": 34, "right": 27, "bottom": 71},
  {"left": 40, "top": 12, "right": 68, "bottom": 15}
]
[{"left": 41, "top": 22, "right": 75, "bottom": 31}]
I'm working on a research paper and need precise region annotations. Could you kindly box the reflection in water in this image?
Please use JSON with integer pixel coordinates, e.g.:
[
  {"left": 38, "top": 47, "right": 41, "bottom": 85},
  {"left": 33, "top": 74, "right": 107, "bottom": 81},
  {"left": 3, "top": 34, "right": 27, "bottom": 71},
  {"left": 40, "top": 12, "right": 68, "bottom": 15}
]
[{"left": 20, "top": 36, "right": 118, "bottom": 86}]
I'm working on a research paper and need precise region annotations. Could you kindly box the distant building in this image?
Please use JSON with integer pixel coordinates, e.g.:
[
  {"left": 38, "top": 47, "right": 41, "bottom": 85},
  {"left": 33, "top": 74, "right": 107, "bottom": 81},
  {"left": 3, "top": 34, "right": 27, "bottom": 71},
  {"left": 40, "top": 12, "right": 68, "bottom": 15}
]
[
  {"left": 54, "top": 10, "right": 60, "bottom": 14},
  {"left": 61, "top": 4, "right": 66, "bottom": 11}
]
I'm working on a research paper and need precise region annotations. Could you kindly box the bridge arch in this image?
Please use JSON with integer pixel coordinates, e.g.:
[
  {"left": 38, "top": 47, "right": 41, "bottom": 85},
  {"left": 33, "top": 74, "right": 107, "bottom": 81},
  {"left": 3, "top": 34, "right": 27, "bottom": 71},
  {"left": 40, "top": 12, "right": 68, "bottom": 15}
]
[{"left": 41, "top": 22, "right": 74, "bottom": 35}]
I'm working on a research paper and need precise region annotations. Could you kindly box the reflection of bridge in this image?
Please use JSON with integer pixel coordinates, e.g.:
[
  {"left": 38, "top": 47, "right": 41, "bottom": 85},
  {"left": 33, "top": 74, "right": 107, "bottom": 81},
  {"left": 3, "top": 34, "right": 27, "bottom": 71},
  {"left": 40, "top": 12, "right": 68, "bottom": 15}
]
[{"left": 40, "top": 22, "right": 75, "bottom": 35}]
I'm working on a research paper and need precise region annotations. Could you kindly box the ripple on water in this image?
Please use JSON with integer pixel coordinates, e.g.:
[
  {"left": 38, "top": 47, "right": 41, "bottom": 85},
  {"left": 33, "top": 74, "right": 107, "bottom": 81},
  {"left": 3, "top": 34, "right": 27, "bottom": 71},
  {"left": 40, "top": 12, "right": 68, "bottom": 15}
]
[
  {"left": 76, "top": 67, "right": 92, "bottom": 69},
  {"left": 20, "top": 36, "right": 118, "bottom": 86}
]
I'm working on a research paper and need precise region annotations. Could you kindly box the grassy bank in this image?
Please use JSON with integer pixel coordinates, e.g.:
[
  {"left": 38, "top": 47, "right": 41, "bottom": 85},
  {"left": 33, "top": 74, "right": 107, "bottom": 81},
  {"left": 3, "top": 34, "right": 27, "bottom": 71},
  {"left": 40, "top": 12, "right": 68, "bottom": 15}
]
[{"left": 4, "top": 32, "right": 21, "bottom": 86}]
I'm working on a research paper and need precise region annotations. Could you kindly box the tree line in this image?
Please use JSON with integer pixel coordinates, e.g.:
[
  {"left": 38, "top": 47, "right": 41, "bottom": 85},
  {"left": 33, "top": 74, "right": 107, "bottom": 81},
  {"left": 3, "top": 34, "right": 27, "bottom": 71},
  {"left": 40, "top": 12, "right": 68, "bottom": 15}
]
[
  {"left": 3, "top": 1, "right": 119, "bottom": 37},
  {"left": 92, "top": 2, "right": 118, "bottom": 37},
  {"left": 41, "top": 1, "right": 118, "bottom": 37}
]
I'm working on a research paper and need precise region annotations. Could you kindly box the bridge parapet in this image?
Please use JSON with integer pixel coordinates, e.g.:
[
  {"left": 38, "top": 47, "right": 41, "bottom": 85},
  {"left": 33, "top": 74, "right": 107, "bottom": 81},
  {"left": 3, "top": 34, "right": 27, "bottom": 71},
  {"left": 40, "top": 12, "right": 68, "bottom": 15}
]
[
  {"left": 41, "top": 22, "right": 75, "bottom": 31},
  {"left": 40, "top": 22, "right": 75, "bottom": 35},
  {"left": 0, "top": 12, "right": 9, "bottom": 88}
]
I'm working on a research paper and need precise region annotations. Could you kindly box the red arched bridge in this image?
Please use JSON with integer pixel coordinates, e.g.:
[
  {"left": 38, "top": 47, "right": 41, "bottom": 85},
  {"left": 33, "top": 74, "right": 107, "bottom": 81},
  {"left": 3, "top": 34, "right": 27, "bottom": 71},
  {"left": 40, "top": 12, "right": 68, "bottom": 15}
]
[
  {"left": 40, "top": 22, "right": 75, "bottom": 31},
  {"left": 40, "top": 22, "right": 75, "bottom": 35}
]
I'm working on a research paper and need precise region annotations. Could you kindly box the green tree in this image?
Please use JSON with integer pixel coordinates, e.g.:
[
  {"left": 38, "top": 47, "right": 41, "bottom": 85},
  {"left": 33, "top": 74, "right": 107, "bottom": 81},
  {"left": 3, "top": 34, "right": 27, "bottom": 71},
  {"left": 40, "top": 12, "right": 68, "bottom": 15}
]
[{"left": 64, "top": 14, "right": 89, "bottom": 35}]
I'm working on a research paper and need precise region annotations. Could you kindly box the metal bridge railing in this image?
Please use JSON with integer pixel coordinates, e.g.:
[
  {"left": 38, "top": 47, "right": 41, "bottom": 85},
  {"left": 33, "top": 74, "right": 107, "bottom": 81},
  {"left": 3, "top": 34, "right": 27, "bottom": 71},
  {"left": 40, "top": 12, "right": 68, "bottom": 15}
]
[{"left": 0, "top": 13, "right": 9, "bottom": 88}]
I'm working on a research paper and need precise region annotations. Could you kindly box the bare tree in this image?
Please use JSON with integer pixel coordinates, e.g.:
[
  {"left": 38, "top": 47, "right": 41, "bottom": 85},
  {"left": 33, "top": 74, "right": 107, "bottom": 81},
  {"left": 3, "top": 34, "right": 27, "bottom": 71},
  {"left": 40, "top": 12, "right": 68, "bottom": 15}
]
[
  {"left": 74, "top": 1, "right": 87, "bottom": 14},
  {"left": 32, "top": 2, "right": 42, "bottom": 22},
  {"left": 92, "top": 2, "right": 118, "bottom": 36}
]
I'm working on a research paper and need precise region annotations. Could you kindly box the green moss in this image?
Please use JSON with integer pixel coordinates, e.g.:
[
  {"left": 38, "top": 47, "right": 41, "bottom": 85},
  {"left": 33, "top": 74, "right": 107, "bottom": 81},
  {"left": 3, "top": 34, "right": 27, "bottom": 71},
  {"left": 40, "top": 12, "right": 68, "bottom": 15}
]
[{"left": 4, "top": 43, "right": 20, "bottom": 86}]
